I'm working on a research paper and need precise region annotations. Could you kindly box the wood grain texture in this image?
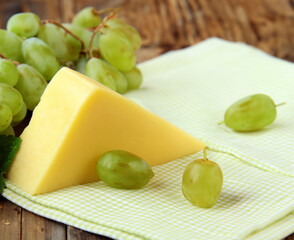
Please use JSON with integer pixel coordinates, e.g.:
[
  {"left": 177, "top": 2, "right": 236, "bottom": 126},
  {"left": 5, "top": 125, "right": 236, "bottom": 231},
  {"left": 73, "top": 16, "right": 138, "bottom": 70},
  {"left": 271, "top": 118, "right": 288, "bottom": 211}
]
[
  {"left": 22, "top": 209, "right": 66, "bottom": 240},
  {"left": 67, "top": 226, "right": 112, "bottom": 240},
  {"left": 0, "top": 197, "right": 21, "bottom": 240},
  {"left": 1, "top": 0, "right": 294, "bottom": 239}
]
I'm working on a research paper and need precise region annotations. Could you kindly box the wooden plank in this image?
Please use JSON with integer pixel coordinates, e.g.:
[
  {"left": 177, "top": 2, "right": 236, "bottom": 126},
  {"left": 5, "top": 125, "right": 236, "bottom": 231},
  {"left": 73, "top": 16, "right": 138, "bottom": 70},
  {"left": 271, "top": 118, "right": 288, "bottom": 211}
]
[
  {"left": 67, "top": 226, "right": 113, "bottom": 240},
  {"left": 21, "top": 209, "right": 66, "bottom": 240},
  {"left": 0, "top": 197, "right": 21, "bottom": 240}
]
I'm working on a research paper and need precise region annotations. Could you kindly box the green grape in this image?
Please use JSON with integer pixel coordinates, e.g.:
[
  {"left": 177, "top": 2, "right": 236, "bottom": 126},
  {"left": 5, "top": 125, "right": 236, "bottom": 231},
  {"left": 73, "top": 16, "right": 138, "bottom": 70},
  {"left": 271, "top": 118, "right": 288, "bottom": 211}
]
[
  {"left": 14, "top": 64, "right": 47, "bottom": 111},
  {"left": 106, "top": 18, "right": 141, "bottom": 50},
  {"left": 0, "top": 83, "right": 23, "bottom": 116},
  {"left": 0, "top": 59, "right": 19, "bottom": 86},
  {"left": 0, "top": 29, "right": 23, "bottom": 62},
  {"left": 99, "top": 28, "right": 136, "bottom": 71},
  {"left": 84, "top": 58, "right": 117, "bottom": 91},
  {"left": 22, "top": 37, "right": 60, "bottom": 81},
  {"left": 105, "top": 62, "right": 128, "bottom": 94},
  {"left": 97, "top": 150, "right": 154, "bottom": 189},
  {"left": 72, "top": 7, "right": 101, "bottom": 29},
  {"left": 122, "top": 66, "right": 143, "bottom": 90},
  {"left": 7, "top": 12, "right": 41, "bottom": 38},
  {"left": 12, "top": 101, "right": 27, "bottom": 125},
  {"left": 38, "top": 23, "right": 82, "bottom": 62},
  {"left": 224, "top": 93, "right": 278, "bottom": 132},
  {"left": 0, "top": 125, "right": 15, "bottom": 136},
  {"left": 63, "top": 23, "right": 100, "bottom": 50},
  {"left": 0, "top": 104, "right": 13, "bottom": 132},
  {"left": 75, "top": 55, "right": 87, "bottom": 74},
  {"left": 182, "top": 151, "right": 223, "bottom": 208}
]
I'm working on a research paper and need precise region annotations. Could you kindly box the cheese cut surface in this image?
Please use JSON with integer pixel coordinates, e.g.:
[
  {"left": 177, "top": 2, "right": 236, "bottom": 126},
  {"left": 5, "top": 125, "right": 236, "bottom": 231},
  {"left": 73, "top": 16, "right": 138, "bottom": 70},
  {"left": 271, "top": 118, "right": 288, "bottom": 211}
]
[{"left": 7, "top": 67, "right": 205, "bottom": 195}]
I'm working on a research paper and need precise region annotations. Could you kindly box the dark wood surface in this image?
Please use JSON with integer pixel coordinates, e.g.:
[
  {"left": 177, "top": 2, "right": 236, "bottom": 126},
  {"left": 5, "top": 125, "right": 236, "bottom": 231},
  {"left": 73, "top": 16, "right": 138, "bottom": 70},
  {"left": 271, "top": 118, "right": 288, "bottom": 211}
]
[{"left": 1, "top": 0, "right": 294, "bottom": 239}]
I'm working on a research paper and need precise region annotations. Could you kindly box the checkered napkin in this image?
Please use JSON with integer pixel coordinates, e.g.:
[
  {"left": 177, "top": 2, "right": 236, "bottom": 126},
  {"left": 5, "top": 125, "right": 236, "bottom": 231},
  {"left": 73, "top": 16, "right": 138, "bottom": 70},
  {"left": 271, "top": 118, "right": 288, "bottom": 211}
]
[{"left": 3, "top": 38, "right": 294, "bottom": 240}]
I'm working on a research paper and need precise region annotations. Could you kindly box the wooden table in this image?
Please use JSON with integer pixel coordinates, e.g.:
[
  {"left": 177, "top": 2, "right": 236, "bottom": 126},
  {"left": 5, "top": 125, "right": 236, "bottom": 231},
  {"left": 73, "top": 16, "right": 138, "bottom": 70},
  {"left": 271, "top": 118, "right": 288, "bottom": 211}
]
[{"left": 0, "top": 0, "right": 294, "bottom": 239}]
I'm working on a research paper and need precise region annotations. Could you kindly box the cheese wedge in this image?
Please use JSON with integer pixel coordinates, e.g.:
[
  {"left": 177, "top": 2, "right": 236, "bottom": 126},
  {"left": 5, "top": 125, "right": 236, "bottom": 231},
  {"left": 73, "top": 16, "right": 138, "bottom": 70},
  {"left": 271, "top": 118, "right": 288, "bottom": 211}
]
[{"left": 7, "top": 67, "right": 205, "bottom": 195}]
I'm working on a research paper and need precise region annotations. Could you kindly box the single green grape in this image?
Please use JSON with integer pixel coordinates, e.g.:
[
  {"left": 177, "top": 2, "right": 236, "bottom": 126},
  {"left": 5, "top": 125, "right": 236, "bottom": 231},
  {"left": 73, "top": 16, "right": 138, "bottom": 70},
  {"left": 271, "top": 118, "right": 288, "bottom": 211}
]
[
  {"left": 0, "top": 29, "right": 23, "bottom": 62},
  {"left": 84, "top": 57, "right": 117, "bottom": 91},
  {"left": 14, "top": 64, "right": 47, "bottom": 111},
  {"left": 96, "top": 150, "right": 154, "bottom": 189},
  {"left": 224, "top": 93, "right": 278, "bottom": 132},
  {"left": 38, "top": 23, "right": 82, "bottom": 62},
  {"left": 7, "top": 12, "right": 41, "bottom": 38},
  {"left": 0, "top": 125, "right": 15, "bottom": 136},
  {"left": 0, "top": 104, "right": 13, "bottom": 132},
  {"left": 0, "top": 83, "right": 23, "bottom": 116},
  {"left": 72, "top": 7, "right": 101, "bottom": 29},
  {"left": 12, "top": 101, "right": 27, "bottom": 126},
  {"left": 0, "top": 59, "right": 19, "bottom": 86},
  {"left": 105, "top": 62, "right": 128, "bottom": 94},
  {"left": 22, "top": 37, "right": 60, "bottom": 81},
  {"left": 122, "top": 66, "right": 143, "bottom": 90},
  {"left": 63, "top": 23, "right": 100, "bottom": 50},
  {"left": 99, "top": 28, "right": 136, "bottom": 71},
  {"left": 105, "top": 18, "right": 141, "bottom": 50},
  {"left": 182, "top": 150, "right": 223, "bottom": 208},
  {"left": 75, "top": 55, "right": 87, "bottom": 74}
]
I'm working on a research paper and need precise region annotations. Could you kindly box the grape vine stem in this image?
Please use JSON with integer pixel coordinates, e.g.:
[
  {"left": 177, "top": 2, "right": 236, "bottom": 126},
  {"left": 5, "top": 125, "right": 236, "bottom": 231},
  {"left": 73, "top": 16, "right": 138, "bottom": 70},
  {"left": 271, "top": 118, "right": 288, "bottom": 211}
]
[
  {"left": 94, "top": 7, "right": 121, "bottom": 15},
  {"left": 275, "top": 102, "right": 286, "bottom": 107},
  {"left": 88, "top": 8, "right": 121, "bottom": 59},
  {"left": 203, "top": 148, "right": 208, "bottom": 161},
  {"left": 0, "top": 54, "right": 19, "bottom": 66},
  {"left": 41, "top": 20, "right": 85, "bottom": 52}
]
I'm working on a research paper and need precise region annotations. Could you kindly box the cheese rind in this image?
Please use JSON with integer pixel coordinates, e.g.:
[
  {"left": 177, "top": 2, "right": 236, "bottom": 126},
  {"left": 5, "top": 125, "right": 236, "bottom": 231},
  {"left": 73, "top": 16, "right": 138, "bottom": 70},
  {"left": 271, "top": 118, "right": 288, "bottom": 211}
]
[{"left": 7, "top": 67, "right": 205, "bottom": 195}]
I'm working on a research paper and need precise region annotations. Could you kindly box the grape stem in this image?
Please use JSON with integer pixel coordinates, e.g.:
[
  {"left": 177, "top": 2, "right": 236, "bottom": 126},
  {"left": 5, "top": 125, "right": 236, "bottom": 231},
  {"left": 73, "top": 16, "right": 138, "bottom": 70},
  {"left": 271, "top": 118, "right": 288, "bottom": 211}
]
[
  {"left": 94, "top": 7, "right": 121, "bottom": 15},
  {"left": 275, "top": 102, "right": 286, "bottom": 107},
  {"left": 0, "top": 53, "right": 19, "bottom": 66},
  {"left": 203, "top": 148, "right": 208, "bottom": 161},
  {"left": 88, "top": 8, "right": 121, "bottom": 59},
  {"left": 41, "top": 20, "right": 85, "bottom": 52},
  {"left": 218, "top": 120, "right": 224, "bottom": 125}
]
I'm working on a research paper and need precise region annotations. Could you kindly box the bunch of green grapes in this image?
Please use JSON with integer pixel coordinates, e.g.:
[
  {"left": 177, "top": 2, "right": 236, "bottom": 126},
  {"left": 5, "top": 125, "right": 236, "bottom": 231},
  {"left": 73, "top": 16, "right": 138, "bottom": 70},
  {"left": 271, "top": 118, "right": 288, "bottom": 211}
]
[{"left": 0, "top": 7, "right": 143, "bottom": 136}]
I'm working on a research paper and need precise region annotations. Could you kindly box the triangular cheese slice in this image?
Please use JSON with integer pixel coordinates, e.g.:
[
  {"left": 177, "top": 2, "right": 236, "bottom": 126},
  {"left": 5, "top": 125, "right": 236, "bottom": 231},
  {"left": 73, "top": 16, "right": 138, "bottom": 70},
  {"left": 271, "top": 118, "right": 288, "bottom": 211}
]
[{"left": 7, "top": 67, "right": 205, "bottom": 195}]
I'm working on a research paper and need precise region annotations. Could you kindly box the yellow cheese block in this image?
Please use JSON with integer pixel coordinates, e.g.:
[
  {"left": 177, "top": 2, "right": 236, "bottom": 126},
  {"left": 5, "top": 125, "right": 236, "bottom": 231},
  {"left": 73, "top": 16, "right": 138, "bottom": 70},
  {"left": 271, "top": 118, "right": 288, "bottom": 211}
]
[{"left": 7, "top": 67, "right": 205, "bottom": 195}]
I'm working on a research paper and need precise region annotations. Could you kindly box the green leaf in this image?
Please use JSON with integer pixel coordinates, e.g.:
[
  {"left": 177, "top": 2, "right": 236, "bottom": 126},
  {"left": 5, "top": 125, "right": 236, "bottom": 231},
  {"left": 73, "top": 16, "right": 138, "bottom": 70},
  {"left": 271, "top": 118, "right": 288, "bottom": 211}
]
[
  {"left": 0, "top": 174, "right": 5, "bottom": 193},
  {"left": 0, "top": 135, "right": 22, "bottom": 192}
]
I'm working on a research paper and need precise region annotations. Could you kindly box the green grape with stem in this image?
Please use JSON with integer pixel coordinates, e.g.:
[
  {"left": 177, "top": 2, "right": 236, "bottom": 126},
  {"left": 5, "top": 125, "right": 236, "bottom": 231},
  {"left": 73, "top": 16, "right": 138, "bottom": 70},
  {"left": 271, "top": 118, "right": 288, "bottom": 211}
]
[
  {"left": 0, "top": 104, "right": 13, "bottom": 132},
  {"left": 63, "top": 23, "right": 100, "bottom": 50},
  {"left": 122, "top": 66, "right": 143, "bottom": 90},
  {"left": 0, "top": 58, "right": 19, "bottom": 86},
  {"left": 7, "top": 12, "right": 41, "bottom": 39},
  {"left": 182, "top": 148, "right": 223, "bottom": 208},
  {"left": 84, "top": 57, "right": 117, "bottom": 91},
  {"left": 223, "top": 93, "right": 285, "bottom": 132},
  {"left": 72, "top": 7, "right": 102, "bottom": 29},
  {"left": 0, "top": 83, "right": 23, "bottom": 116},
  {"left": 14, "top": 64, "right": 47, "bottom": 111},
  {"left": 0, "top": 29, "right": 23, "bottom": 62},
  {"left": 22, "top": 37, "right": 60, "bottom": 81},
  {"left": 99, "top": 28, "right": 136, "bottom": 71},
  {"left": 96, "top": 150, "right": 154, "bottom": 189},
  {"left": 38, "top": 23, "right": 83, "bottom": 62}
]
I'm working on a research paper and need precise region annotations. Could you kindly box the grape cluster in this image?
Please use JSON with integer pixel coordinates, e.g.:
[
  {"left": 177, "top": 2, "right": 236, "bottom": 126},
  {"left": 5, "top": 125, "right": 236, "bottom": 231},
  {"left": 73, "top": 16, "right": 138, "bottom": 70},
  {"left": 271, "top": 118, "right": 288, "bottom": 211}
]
[{"left": 0, "top": 7, "right": 143, "bottom": 136}]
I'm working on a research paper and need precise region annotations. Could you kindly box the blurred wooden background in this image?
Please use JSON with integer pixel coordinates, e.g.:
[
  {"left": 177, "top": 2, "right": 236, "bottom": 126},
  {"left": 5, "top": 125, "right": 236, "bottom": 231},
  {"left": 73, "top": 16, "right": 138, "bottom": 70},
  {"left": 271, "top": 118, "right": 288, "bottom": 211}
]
[
  {"left": 1, "top": 0, "right": 294, "bottom": 63},
  {"left": 1, "top": 0, "right": 294, "bottom": 239}
]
